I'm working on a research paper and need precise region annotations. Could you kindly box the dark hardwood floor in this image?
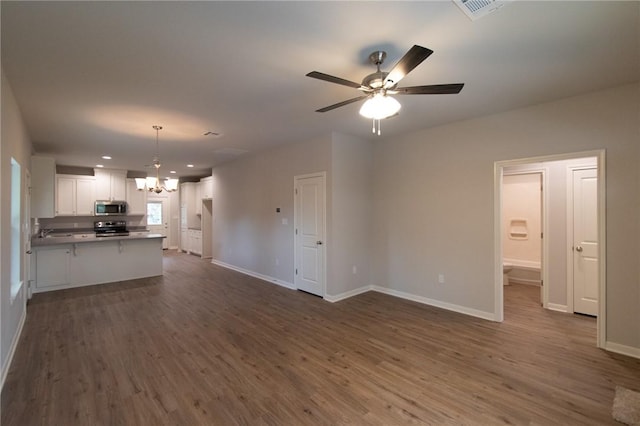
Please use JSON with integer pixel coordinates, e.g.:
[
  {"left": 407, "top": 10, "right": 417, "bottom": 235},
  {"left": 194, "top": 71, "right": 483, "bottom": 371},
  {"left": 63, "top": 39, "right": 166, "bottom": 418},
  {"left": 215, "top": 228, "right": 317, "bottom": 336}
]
[{"left": 3, "top": 251, "right": 640, "bottom": 425}]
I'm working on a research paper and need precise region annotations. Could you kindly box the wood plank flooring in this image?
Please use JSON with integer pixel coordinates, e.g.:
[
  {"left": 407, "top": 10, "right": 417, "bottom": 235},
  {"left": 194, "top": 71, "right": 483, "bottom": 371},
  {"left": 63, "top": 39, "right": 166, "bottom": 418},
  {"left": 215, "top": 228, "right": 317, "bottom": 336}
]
[{"left": 3, "top": 251, "right": 640, "bottom": 425}]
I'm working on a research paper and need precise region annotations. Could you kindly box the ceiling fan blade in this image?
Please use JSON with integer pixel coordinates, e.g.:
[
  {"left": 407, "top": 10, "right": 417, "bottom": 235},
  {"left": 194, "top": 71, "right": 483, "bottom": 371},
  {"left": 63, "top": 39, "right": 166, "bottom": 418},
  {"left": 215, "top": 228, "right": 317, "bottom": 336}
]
[
  {"left": 383, "top": 45, "right": 434, "bottom": 89},
  {"left": 394, "top": 83, "right": 464, "bottom": 95},
  {"left": 306, "top": 71, "right": 363, "bottom": 89},
  {"left": 315, "top": 95, "right": 369, "bottom": 113}
]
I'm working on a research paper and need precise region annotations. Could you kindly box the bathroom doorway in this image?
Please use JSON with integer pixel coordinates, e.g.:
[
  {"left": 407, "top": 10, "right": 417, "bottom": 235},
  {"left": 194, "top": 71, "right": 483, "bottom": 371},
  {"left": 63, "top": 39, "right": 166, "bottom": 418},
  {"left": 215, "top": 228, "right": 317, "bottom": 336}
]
[
  {"left": 502, "top": 170, "right": 543, "bottom": 305},
  {"left": 494, "top": 150, "right": 605, "bottom": 347}
]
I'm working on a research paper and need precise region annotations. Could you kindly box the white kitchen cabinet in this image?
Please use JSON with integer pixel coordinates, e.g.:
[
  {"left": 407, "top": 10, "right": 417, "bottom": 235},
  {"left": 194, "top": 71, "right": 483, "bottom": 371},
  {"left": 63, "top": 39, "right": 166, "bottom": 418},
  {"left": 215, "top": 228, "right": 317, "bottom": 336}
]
[
  {"left": 31, "top": 156, "right": 56, "bottom": 218},
  {"left": 55, "top": 174, "right": 96, "bottom": 216},
  {"left": 188, "top": 229, "right": 202, "bottom": 255},
  {"left": 35, "top": 247, "right": 71, "bottom": 289},
  {"left": 76, "top": 177, "right": 97, "bottom": 215},
  {"left": 195, "top": 182, "right": 202, "bottom": 215},
  {"left": 126, "top": 178, "right": 147, "bottom": 215},
  {"left": 200, "top": 176, "right": 213, "bottom": 199},
  {"left": 180, "top": 182, "right": 199, "bottom": 228},
  {"left": 95, "top": 169, "right": 127, "bottom": 201},
  {"left": 194, "top": 231, "right": 202, "bottom": 255},
  {"left": 180, "top": 228, "right": 189, "bottom": 252},
  {"left": 32, "top": 236, "right": 163, "bottom": 293}
]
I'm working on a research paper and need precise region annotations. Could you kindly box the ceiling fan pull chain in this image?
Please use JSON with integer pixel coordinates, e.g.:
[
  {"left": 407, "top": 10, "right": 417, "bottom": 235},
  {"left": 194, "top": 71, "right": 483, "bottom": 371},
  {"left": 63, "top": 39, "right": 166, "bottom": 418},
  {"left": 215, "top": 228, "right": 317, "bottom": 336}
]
[
  {"left": 372, "top": 119, "right": 376, "bottom": 134},
  {"left": 377, "top": 119, "right": 381, "bottom": 136}
]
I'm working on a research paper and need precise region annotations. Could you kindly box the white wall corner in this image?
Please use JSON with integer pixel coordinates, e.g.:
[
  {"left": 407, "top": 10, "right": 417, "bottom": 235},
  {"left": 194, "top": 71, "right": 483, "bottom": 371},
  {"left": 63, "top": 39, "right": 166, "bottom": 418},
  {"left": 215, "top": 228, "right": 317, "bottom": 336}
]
[
  {"left": 603, "top": 341, "right": 640, "bottom": 360},
  {"left": 324, "top": 285, "right": 373, "bottom": 303},
  {"left": 1, "top": 307, "right": 26, "bottom": 391},
  {"left": 210, "top": 259, "right": 295, "bottom": 290},
  {"left": 370, "top": 285, "right": 498, "bottom": 322}
]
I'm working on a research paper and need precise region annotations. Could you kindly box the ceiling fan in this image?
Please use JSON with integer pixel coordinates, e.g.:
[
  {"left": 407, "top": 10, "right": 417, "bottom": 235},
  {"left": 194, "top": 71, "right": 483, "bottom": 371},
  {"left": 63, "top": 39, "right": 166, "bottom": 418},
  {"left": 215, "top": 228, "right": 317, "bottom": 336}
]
[{"left": 306, "top": 45, "right": 464, "bottom": 134}]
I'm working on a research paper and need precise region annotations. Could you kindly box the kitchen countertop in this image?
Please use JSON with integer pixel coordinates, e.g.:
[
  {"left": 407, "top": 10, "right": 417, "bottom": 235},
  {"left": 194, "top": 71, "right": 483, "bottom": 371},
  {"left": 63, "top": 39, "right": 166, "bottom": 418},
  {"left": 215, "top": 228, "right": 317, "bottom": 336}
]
[{"left": 31, "top": 232, "right": 165, "bottom": 247}]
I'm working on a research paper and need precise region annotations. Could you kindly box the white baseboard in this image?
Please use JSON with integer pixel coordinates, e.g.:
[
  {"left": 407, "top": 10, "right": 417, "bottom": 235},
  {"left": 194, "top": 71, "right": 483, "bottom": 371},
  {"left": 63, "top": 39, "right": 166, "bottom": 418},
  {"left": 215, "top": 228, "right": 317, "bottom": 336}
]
[
  {"left": 547, "top": 303, "right": 568, "bottom": 313},
  {"left": 1, "top": 306, "right": 26, "bottom": 391},
  {"left": 371, "top": 285, "right": 498, "bottom": 322},
  {"left": 504, "top": 258, "right": 541, "bottom": 270},
  {"left": 508, "top": 277, "right": 541, "bottom": 286},
  {"left": 325, "top": 285, "right": 373, "bottom": 303},
  {"left": 211, "top": 259, "right": 295, "bottom": 290},
  {"left": 604, "top": 341, "right": 640, "bottom": 359}
]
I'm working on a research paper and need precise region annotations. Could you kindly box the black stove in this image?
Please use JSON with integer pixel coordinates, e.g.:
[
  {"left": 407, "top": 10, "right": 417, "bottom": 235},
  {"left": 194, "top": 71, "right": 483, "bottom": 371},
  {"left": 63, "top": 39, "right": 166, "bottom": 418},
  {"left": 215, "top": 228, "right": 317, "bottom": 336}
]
[{"left": 94, "top": 220, "right": 129, "bottom": 237}]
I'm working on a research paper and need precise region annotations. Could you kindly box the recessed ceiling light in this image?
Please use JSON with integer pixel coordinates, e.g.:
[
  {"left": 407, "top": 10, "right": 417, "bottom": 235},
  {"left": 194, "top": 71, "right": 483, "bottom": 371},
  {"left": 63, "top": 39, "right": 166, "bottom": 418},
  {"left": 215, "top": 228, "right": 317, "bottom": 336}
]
[
  {"left": 96, "top": 164, "right": 104, "bottom": 168},
  {"left": 187, "top": 164, "right": 194, "bottom": 168},
  {"left": 101, "top": 155, "right": 112, "bottom": 160},
  {"left": 170, "top": 170, "right": 176, "bottom": 174}
]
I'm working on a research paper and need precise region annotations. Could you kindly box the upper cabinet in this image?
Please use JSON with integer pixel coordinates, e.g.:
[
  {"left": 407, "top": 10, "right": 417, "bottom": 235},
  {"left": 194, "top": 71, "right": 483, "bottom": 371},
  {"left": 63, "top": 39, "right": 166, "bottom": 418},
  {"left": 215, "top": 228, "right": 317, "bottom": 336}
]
[
  {"left": 126, "top": 178, "right": 147, "bottom": 215},
  {"left": 200, "top": 176, "right": 213, "bottom": 199},
  {"left": 95, "top": 169, "right": 126, "bottom": 201},
  {"left": 55, "top": 174, "right": 96, "bottom": 216},
  {"left": 31, "top": 156, "right": 56, "bottom": 218}
]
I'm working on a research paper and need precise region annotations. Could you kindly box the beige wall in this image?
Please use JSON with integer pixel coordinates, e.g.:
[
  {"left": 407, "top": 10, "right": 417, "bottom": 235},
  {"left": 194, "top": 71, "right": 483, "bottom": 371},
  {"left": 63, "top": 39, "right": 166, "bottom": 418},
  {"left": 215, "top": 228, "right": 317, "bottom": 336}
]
[
  {"left": 1, "top": 70, "right": 33, "bottom": 384},
  {"left": 372, "top": 83, "right": 639, "bottom": 349},
  {"left": 328, "top": 132, "right": 373, "bottom": 297},
  {"left": 210, "top": 135, "right": 331, "bottom": 285}
]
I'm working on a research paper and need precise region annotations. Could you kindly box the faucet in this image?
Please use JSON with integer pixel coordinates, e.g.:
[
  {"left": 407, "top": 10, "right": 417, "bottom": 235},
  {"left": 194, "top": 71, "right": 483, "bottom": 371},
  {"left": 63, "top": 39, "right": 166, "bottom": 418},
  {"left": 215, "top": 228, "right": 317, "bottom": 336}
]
[{"left": 39, "top": 228, "right": 52, "bottom": 238}]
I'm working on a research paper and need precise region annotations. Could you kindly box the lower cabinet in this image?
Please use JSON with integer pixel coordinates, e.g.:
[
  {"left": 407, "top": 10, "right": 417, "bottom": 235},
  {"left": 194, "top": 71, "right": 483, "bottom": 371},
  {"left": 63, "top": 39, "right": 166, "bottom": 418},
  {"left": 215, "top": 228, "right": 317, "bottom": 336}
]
[
  {"left": 33, "top": 238, "right": 163, "bottom": 293},
  {"left": 181, "top": 228, "right": 188, "bottom": 252},
  {"left": 188, "top": 229, "right": 202, "bottom": 256},
  {"left": 35, "top": 247, "right": 71, "bottom": 289}
]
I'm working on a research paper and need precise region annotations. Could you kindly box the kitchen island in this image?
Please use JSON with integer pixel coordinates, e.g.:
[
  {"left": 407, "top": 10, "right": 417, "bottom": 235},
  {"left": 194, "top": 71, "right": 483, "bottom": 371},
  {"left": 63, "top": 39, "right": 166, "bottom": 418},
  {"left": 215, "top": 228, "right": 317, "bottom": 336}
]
[{"left": 31, "top": 232, "right": 165, "bottom": 293}]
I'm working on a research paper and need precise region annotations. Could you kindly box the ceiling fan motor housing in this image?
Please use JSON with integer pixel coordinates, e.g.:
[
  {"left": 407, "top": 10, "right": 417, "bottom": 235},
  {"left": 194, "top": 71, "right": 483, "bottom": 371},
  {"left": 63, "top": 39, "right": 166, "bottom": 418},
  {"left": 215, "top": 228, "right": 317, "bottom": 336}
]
[{"left": 362, "top": 71, "right": 389, "bottom": 90}]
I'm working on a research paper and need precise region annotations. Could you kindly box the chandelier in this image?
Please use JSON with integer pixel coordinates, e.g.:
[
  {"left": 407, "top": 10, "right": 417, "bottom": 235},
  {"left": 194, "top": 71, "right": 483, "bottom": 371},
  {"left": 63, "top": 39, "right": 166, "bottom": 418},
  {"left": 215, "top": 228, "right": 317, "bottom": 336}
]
[{"left": 135, "top": 125, "right": 179, "bottom": 193}]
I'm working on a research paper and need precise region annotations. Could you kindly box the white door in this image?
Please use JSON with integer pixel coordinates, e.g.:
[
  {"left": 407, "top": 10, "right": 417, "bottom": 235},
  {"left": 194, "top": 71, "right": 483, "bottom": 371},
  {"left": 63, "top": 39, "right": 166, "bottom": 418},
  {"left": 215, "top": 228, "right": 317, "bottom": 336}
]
[
  {"left": 294, "top": 173, "right": 326, "bottom": 297},
  {"left": 572, "top": 168, "right": 598, "bottom": 316},
  {"left": 147, "top": 198, "right": 169, "bottom": 249}
]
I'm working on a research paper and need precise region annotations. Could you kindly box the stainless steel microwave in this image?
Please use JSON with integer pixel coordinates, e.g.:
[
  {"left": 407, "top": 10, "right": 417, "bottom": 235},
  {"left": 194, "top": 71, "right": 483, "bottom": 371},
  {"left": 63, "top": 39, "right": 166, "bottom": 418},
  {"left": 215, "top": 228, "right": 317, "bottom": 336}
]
[{"left": 95, "top": 200, "right": 127, "bottom": 216}]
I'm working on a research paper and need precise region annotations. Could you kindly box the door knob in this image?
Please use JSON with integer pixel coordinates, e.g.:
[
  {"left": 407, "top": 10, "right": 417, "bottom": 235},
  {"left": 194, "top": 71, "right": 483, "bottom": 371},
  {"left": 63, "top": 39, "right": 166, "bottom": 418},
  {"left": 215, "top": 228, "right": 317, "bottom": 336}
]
[
  {"left": 26, "top": 250, "right": 32, "bottom": 255},
  {"left": 316, "top": 241, "right": 323, "bottom": 245},
  {"left": 575, "top": 246, "right": 583, "bottom": 252}
]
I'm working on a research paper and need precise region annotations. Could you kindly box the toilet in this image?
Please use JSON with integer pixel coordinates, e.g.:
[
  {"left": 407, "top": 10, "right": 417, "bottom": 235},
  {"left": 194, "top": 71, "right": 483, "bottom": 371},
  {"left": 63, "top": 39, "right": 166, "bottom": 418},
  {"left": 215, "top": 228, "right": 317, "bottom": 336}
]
[{"left": 503, "top": 263, "right": 513, "bottom": 286}]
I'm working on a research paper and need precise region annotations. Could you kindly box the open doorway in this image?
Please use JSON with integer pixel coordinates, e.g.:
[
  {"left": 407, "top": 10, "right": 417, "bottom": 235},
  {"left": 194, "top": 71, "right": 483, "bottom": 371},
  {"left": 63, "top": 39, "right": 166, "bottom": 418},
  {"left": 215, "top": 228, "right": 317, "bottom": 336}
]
[
  {"left": 494, "top": 150, "right": 605, "bottom": 347},
  {"left": 502, "top": 170, "right": 543, "bottom": 303}
]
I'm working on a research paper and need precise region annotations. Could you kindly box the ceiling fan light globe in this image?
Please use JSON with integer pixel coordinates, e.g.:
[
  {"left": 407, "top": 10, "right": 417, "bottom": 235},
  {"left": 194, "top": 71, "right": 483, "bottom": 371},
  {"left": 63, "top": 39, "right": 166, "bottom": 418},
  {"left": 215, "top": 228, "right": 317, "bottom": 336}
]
[{"left": 359, "top": 94, "right": 401, "bottom": 120}]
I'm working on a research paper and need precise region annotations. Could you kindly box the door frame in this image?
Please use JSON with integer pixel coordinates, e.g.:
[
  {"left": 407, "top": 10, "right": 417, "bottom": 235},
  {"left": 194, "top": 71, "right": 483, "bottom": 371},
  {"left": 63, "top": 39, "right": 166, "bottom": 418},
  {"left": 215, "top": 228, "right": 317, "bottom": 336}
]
[
  {"left": 566, "top": 164, "right": 598, "bottom": 315},
  {"left": 293, "top": 171, "right": 327, "bottom": 298},
  {"left": 24, "top": 169, "right": 32, "bottom": 300},
  {"left": 494, "top": 149, "right": 606, "bottom": 348},
  {"left": 502, "top": 168, "right": 547, "bottom": 307}
]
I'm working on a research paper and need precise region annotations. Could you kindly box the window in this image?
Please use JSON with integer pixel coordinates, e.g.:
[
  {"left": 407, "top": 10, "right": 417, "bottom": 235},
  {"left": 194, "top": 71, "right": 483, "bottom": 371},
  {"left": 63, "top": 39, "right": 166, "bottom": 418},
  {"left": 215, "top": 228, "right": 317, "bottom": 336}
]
[
  {"left": 147, "top": 201, "right": 163, "bottom": 226},
  {"left": 11, "top": 158, "right": 22, "bottom": 302}
]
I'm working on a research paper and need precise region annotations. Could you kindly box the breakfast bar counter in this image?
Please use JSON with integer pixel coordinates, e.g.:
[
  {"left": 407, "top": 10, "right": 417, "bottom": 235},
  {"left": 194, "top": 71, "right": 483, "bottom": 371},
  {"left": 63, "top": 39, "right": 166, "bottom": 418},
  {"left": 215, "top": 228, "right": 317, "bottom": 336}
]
[{"left": 31, "top": 233, "right": 165, "bottom": 293}]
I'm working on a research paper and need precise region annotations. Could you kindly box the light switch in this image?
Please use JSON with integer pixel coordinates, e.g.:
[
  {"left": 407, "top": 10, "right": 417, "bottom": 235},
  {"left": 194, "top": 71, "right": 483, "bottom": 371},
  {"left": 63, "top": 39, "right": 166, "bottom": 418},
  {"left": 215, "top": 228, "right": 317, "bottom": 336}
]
[{"left": 282, "top": 218, "right": 288, "bottom": 225}]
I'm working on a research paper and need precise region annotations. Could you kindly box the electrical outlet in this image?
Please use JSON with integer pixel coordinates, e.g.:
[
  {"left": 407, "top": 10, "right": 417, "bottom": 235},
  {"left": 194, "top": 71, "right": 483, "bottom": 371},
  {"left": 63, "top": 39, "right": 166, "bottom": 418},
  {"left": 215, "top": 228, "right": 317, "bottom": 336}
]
[{"left": 438, "top": 274, "right": 445, "bottom": 284}]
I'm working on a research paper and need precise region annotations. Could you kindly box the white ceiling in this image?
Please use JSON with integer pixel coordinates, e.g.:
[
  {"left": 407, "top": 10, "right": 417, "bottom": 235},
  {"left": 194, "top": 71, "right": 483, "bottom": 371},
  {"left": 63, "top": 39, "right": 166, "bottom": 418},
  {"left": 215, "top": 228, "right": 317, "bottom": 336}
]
[{"left": 2, "top": 1, "right": 638, "bottom": 178}]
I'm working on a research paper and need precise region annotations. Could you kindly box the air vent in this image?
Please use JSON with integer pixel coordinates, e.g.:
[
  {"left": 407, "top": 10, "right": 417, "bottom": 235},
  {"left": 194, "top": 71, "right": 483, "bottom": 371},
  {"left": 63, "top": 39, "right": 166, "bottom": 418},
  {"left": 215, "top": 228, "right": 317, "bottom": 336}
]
[{"left": 453, "top": 0, "right": 512, "bottom": 21}]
